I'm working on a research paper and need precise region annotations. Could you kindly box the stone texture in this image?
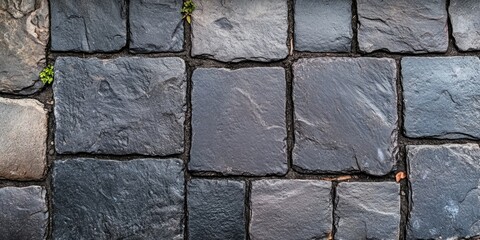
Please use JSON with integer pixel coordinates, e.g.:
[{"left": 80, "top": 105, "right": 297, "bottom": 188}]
[
  {"left": 0, "top": 98, "right": 47, "bottom": 180},
  {"left": 402, "top": 57, "right": 480, "bottom": 139},
  {"left": 190, "top": 67, "right": 287, "bottom": 175},
  {"left": 188, "top": 179, "right": 245, "bottom": 240},
  {"left": 0, "top": 186, "right": 48, "bottom": 240},
  {"left": 293, "top": 58, "right": 397, "bottom": 176},
  {"left": 0, "top": 0, "right": 49, "bottom": 94},
  {"left": 450, "top": 0, "right": 480, "bottom": 51},
  {"left": 54, "top": 57, "right": 186, "bottom": 155},
  {"left": 357, "top": 0, "right": 448, "bottom": 53},
  {"left": 191, "top": 0, "right": 288, "bottom": 62},
  {"left": 294, "top": 0, "right": 352, "bottom": 52},
  {"left": 50, "top": 0, "right": 126, "bottom": 52},
  {"left": 129, "top": 0, "right": 184, "bottom": 53},
  {"left": 250, "top": 180, "right": 332, "bottom": 240},
  {"left": 335, "top": 182, "right": 400, "bottom": 240},
  {"left": 407, "top": 145, "right": 480, "bottom": 239},
  {"left": 53, "top": 158, "right": 184, "bottom": 240}
]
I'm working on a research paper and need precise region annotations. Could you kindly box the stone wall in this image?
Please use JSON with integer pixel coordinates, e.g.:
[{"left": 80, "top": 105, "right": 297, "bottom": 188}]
[{"left": 1, "top": 0, "right": 479, "bottom": 239}]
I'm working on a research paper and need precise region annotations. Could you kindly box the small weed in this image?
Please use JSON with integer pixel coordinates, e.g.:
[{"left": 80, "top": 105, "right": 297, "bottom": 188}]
[
  {"left": 181, "top": 0, "right": 195, "bottom": 24},
  {"left": 40, "top": 64, "right": 54, "bottom": 85}
]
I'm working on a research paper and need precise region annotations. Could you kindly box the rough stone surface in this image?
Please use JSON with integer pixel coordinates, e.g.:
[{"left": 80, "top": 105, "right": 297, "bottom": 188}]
[
  {"left": 54, "top": 57, "right": 186, "bottom": 155},
  {"left": 335, "top": 182, "right": 400, "bottom": 240},
  {"left": 407, "top": 145, "right": 480, "bottom": 239},
  {"left": 191, "top": 0, "right": 288, "bottom": 62},
  {"left": 250, "top": 180, "right": 332, "bottom": 240},
  {"left": 293, "top": 58, "right": 397, "bottom": 176},
  {"left": 50, "top": 0, "right": 126, "bottom": 52},
  {"left": 402, "top": 57, "right": 480, "bottom": 139},
  {"left": 53, "top": 158, "right": 185, "bottom": 240},
  {"left": 450, "top": 0, "right": 480, "bottom": 51},
  {"left": 357, "top": 0, "right": 448, "bottom": 53},
  {"left": 188, "top": 179, "right": 245, "bottom": 240},
  {"left": 190, "top": 67, "right": 287, "bottom": 175},
  {"left": 129, "top": 0, "right": 184, "bottom": 53},
  {"left": 0, "top": 98, "right": 47, "bottom": 180},
  {"left": 0, "top": 186, "right": 48, "bottom": 240},
  {"left": 0, "top": 0, "right": 49, "bottom": 94},
  {"left": 294, "top": 0, "right": 352, "bottom": 52}
]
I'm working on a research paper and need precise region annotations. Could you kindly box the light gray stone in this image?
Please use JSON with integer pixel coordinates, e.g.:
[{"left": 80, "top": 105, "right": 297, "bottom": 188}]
[
  {"left": 357, "top": 0, "right": 448, "bottom": 53},
  {"left": 449, "top": 0, "right": 480, "bottom": 51},
  {"left": 293, "top": 57, "right": 398, "bottom": 176},
  {"left": 407, "top": 145, "right": 480, "bottom": 239},
  {"left": 191, "top": 0, "right": 288, "bottom": 62},
  {"left": 294, "top": 0, "right": 352, "bottom": 52},
  {"left": 402, "top": 57, "right": 480, "bottom": 139},
  {"left": 335, "top": 182, "right": 400, "bottom": 240},
  {"left": 54, "top": 57, "right": 186, "bottom": 155},
  {"left": 190, "top": 67, "right": 287, "bottom": 175}
]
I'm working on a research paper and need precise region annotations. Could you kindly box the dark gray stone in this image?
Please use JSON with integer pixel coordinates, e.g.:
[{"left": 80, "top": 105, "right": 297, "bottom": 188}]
[
  {"left": 449, "top": 0, "right": 480, "bottom": 51},
  {"left": 50, "top": 0, "right": 126, "bottom": 52},
  {"left": 402, "top": 57, "right": 480, "bottom": 139},
  {"left": 250, "top": 180, "right": 332, "bottom": 240},
  {"left": 407, "top": 145, "right": 480, "bottom": 239},
  {"left": 188, "top": 179, "right": 245, "bottom": 240},
  {"left": 294, "top": 0, "right": 352, "bottom": 52},
  {"left": 293, "top": 58, "right": 398, "bottom": 176},
  {"left": 54, "top": 57, "right": 186, "bottom": 155},
  {"left": 191, "top": 0, "right": 288, "bottom": 62},
  {"left": 53, "top": 158, "right": 185, "bottom": 240},
  {"left": 357, "top": 0, "right": 448, "bottom": 53},
  {"left": 129, "top": 0, "right": 184, "bottom": 53},
  {"left": 0, "top": 0, "right": 48, "bottom": 94},
  {"left": 190, "top": 67, "right": 287, "bottom": 175},
  {"left": 0, "top": 186, "right": 48, "bottom": 240},
  {"left": 335, "top": 182, "right": 400, "bottom": 240}
]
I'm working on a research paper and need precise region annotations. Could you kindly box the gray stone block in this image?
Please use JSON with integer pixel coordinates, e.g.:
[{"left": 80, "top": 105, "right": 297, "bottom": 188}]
[
  {"left": 293, "top": 57, "right": 398, "bottom": 176},
  {"left": 294, "top": 0, "right": 352, "bottom": 52},
  {"left": 250, "top": 180, "right": 332, "bottom": 240},
  {"left": 52, "top": 158, "right": 185, "bottom": 240},
  {"left": 335, "top": 182, "right": 400, "bottom": 240},
  {"left": 407, "top": 145, "right": 480, "bottom": 239},
  {"left": 402, "top": 57, "right": 480, "bottom": 139},
  {"left": 190, "top": 67, "right": 287, "bottom": 175},
  {"left": 188, "top": 179, "right": 245, "bottom": 240},
  {"left": 129, "top": 0, "right": 184, "bottom": 53},
  {"left": 449, "top": 0, "right": 480, "bottom": 51},
  {"left": 357, "top": 0, "right": 448, "bottom": 53},
  {"left": 191, "top": 0, "right": 288, "bottom": 62},
  {"left": 54, "top": 57, "right": 186, "bottom": 155},
  {"left": 50, "top": 0, "right": 127, "bottom": 52}
]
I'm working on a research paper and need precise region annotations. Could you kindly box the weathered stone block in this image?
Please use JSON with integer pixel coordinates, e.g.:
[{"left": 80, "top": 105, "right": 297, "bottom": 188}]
[{"left": 450, "top": 0, "right": 480, "bottom": 51}]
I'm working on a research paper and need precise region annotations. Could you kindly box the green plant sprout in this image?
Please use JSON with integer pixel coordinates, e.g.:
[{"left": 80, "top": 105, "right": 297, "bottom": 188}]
[
  {"left": 181, "top": 0, "right": 195, "bottom": 24},
  {"left": 40, "top": 64, "right": 54, "bottom": 85}
]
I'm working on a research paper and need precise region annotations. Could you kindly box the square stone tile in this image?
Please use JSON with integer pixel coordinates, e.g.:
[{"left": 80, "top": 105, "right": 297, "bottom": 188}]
[{"left": 450, "top": 0, "right": 480, "bottom": 51}]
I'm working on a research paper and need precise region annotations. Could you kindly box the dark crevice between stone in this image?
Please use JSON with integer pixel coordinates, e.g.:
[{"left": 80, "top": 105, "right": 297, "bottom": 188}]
[
  {"left": 351, "top": 0, "right": 359, "bottom": 54},
  {"left": 445, "top": 0, "right": 460, "bottom": 53},
  {"left": 331, "top": 181, "right": 338, "bottom": 239},
  {"left": 244, "top": 180, "right": 252, "bottom": 240}
]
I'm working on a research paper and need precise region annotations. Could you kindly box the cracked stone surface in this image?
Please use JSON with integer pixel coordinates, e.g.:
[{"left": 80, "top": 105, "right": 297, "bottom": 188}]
[
  {"left": 54, "top": 57, "right": 186, "bottom": 155},
  {"left": 293, "top": 58, "right": 398, "bottom": 176},
  {"left": 0, "top": 97, "right": 47, "bottom": 180},
  {"left": 129, "top": 0, "right": 184, "bottom": 53},
  {"left": 0, "top": 0, "right": 48, "bottom": 94},
  {"left": 191, "top": 0, "right": 288, "bottom": 62},
  {"left": 190, "top": 67, "right": 287, "bottom": 175},
  {"left": 402, "top": 57, "right": 480, "bottom": 139},
  {"left": 53, "top": 158, "right": 185, "bottom": 240},
  {"left": 250, "top": 180, "right": 332, "bottom": 240},
  {"left": 188, "top": 179, "right": 245, "bottom": 240},
  {"left": 357, "top": 0, "right": 448, "bottom": 53},
  {"left": 50, "top": 0, "right": 126, "bottom": 52},
  {"left": 335, "top": 182, "right": 400, "bottom": 240},
  {"left": 294, "top": 0, "right": 352, "bottom": 52},
  {"left": 407, "top": 145, "right": 480, "bottom": 239},
  {"left": 449, "top": 0, "right": 480, "bottom": 51}
]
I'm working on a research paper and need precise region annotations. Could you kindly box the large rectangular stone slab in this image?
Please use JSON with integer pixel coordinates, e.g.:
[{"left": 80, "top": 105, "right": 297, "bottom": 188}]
[
  {"left": 54, "top": 57, "right": 186, "bottom": 155},
  {"left": 449, "top": 0, "right": 480, "bottom": 51},
  {"left": 407, "top": 145, "right": 480, "bottom": 239},
  {"left": 293, "top": 57, "right": 398, "bottom": 176},
  {"left": 402, "top": 57, "right": 480, "bottom": 139},
  {"left": 52, "top": 158, "right": 185, "bottom": 239},
  {"left": 190, "top": 67, "right": 287, "bottom": 175}
]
